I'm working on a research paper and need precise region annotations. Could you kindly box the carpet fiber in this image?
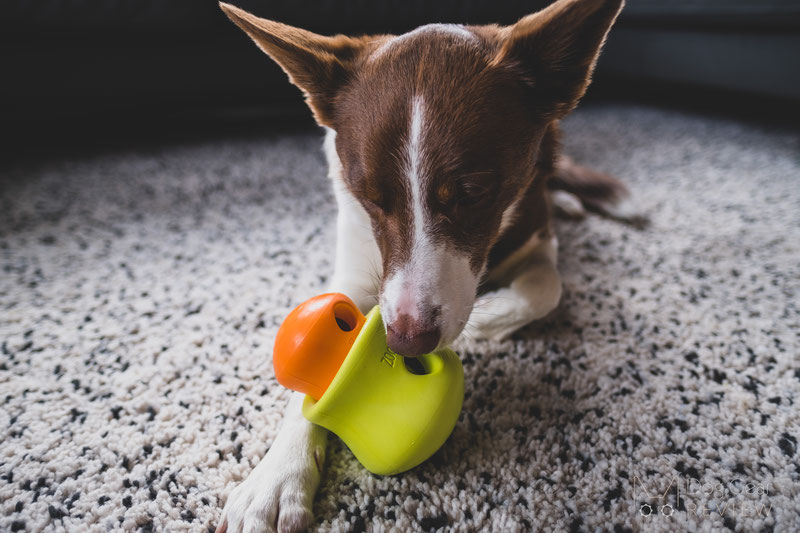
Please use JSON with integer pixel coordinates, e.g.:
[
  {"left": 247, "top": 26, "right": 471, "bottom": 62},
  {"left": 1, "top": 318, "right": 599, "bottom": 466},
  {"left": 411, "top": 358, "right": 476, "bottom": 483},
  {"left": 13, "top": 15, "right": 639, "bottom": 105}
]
[{"left": 1, "top": 104, "right": 799, "bottom": 532}]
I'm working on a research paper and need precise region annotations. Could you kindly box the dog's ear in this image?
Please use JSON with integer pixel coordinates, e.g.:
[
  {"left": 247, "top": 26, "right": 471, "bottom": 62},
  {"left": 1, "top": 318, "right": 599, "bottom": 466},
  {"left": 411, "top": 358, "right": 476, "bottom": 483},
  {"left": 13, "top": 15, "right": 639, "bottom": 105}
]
[
  {"left": 219, "top": 2, "right": 370, "bottom": 126},
  {"left": 494, "top": 0, "right": 624, "bottom": 119}
]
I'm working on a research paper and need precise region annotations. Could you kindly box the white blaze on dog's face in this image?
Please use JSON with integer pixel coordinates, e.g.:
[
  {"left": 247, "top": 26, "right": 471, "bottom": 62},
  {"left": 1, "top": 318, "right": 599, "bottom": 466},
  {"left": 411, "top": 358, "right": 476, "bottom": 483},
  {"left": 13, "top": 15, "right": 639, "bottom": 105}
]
[
  {"left": 378, "top": 96, "right": 480, "bottom": 355},
  {"left": 220, "top": 0, "right": 625, "bottom": 355}
]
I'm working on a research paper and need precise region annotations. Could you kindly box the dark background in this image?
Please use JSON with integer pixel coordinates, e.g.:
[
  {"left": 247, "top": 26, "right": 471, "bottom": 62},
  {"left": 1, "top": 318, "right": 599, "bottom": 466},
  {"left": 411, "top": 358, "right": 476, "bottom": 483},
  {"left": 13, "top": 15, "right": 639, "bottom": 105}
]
[{"left": 3, "top": 0, "right": 799, "bottom": 150}]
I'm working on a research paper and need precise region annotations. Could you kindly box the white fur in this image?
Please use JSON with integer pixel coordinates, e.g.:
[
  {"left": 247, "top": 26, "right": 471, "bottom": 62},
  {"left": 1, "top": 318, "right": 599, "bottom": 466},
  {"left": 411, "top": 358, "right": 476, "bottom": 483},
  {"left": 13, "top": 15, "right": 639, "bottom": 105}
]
[
  {"left": 551, "top": 189, "right": 587, "bottom": 219},
  {"left": 499, "top": 191, "right": 526, "bottom": 234},
  {"left": 407, "top": 96, "right": 427, "bottom": 263},
  {"left": 381, "top": 244, "right": 477, "bottom": 347}
]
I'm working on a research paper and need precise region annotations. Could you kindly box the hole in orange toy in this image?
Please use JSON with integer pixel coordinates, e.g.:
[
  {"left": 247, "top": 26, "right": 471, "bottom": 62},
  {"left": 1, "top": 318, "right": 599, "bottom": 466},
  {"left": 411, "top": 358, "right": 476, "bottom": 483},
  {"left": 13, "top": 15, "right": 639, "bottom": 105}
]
[{"left": 333, "top": 303, "right": 357, "bottom": 332}]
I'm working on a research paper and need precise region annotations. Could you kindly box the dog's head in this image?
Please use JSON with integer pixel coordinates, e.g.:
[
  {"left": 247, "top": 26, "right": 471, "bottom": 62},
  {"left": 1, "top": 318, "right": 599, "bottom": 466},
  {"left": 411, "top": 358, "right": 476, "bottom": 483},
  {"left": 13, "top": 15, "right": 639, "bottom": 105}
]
[{"left": 221, "top": 0, "right": 623, "bottom": 355}]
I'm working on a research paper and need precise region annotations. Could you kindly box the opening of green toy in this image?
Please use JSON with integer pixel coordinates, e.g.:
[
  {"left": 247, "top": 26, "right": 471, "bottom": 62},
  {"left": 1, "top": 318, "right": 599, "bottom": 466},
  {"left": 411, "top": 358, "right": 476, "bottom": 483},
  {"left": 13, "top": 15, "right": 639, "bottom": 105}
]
[{"left": 404, "top": 355, "right": 430, "bottom": 375}]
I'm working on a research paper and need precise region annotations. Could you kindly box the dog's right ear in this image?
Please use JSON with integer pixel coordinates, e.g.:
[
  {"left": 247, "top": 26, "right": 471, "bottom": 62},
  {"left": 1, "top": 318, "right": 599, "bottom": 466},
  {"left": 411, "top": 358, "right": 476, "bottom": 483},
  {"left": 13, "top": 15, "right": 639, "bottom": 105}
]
[{"left": 220, "top": 3, "right": 370, "bottom": 127}]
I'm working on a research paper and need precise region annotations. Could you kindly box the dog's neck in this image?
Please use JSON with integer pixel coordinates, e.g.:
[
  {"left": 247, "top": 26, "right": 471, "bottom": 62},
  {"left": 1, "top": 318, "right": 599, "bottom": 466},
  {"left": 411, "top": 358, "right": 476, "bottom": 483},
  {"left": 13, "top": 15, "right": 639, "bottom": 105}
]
[{"left": 487, "top": 123, "right": 558, "bottom": 275}]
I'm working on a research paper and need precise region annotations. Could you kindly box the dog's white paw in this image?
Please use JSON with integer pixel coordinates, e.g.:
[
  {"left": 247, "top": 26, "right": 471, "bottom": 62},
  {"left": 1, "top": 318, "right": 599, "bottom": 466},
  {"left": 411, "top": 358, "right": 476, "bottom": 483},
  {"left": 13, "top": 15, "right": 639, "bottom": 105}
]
[
  {"left": 465, "top": 288, "right": 539, "bottom": 341},
  {"left": 465, "top": 266, "right": 562, "bottom": 341},
  {"left": 217, "top": 398, "right": 327, "bottom": 533}
]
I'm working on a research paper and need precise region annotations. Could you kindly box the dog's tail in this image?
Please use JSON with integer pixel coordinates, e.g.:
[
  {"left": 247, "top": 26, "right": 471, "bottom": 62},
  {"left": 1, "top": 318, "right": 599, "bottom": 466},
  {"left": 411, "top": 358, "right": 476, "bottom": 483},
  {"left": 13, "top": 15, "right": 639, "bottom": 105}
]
[
  {"left": 549, "top": 155, "right": 628, "bottom": 211},
  {"left": 549, "top": 156, "right": 646, "bottom": 227}
]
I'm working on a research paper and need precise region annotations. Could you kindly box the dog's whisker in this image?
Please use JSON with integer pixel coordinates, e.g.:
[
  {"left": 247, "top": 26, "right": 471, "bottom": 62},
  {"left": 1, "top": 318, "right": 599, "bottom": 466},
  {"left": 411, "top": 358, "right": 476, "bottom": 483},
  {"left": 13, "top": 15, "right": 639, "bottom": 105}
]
[
  {"left": 463, "top": 311, "right": 505, "bottom": 318},
  {"left": 472, "top": 296, "right": 518, "bottom": 307}
]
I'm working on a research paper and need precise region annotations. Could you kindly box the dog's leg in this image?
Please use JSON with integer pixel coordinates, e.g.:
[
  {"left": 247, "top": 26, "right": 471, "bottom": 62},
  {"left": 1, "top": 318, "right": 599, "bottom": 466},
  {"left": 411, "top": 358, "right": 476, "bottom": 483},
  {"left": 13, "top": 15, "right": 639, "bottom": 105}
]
[
  {"left": 325, "top": 127, "right": 383, "bottom": 311},
  {"left": 217, "top": 250, "right": 379, "bottom": 533},
  {"left": 218, "top": 131, "right": 381, "bottom": 533},
  {"left": 466, "top": 235, "right": 562, "bottom": 341},
  {"left": 216, "top": 392, "right": 326, "bottom": 533}
]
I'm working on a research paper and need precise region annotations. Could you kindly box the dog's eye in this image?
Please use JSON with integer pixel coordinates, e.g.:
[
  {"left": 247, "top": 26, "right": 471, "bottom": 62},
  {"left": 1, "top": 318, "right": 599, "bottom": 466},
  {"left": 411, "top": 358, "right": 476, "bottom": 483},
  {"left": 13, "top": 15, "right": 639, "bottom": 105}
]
[{"left": 456, "top": 181, "right": 493, "bottom": 207}]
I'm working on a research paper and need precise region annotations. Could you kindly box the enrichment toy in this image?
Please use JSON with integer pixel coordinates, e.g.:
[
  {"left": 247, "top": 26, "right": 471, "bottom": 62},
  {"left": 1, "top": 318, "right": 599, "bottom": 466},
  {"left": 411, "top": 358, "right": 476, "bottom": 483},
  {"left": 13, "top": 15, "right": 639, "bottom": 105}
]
[{"left": 273, "top": 293, "right": 464, "bottom": 475}]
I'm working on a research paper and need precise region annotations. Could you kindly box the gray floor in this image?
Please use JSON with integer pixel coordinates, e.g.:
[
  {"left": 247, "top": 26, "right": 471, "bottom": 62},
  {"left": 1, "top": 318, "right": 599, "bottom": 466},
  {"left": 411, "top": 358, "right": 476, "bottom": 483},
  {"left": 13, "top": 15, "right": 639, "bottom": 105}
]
[{"left": 1, "top": 103, "right": 798, "bottom": 532}]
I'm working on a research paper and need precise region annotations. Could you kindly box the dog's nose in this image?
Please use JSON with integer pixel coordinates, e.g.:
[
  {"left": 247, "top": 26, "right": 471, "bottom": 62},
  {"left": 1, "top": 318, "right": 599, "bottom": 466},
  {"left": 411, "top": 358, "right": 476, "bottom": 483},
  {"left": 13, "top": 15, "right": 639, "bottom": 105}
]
[{"left": 386, "top": 313, "right": 441, "bottom": 357}]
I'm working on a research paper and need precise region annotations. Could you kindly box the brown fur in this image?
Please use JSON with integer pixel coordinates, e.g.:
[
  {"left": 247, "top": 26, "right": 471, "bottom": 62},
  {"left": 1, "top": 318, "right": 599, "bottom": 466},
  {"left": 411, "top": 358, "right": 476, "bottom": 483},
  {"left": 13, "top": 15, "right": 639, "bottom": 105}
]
[
  {"left": 220, "top": 0, "right": 625, "bottom": 291},
  {"left": 333, "top": 28, "right": 543, "bottom": 276},
  {"left": 220, "top": 3, "right": 389, "bottom": 126},
  {"left": 487, "top": 123, "right": 559, "bottom": 272}
]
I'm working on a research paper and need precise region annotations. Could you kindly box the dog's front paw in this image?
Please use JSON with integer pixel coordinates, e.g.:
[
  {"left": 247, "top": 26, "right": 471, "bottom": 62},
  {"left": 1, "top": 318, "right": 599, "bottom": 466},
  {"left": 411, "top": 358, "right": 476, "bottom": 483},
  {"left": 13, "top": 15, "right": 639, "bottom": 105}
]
[
  {"left": 465, "top": 275, "right": 561, "bottom": 341},
  {"left": 217, "top": 417, "right": 326, "bottom": 533},
  {"left": 217, "top": 470, "right": 313, "bottom": 533},
  {"left": 465, "top": 288, "right": 536, "bottom": 341}
]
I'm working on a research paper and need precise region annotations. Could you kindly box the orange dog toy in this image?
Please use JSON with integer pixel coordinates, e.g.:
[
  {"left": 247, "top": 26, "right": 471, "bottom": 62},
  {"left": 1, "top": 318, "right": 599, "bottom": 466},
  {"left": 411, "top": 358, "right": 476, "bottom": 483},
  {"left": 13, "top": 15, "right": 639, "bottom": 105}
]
[{"left": 273, "top": 293, "right": 366, "bottom": 401}]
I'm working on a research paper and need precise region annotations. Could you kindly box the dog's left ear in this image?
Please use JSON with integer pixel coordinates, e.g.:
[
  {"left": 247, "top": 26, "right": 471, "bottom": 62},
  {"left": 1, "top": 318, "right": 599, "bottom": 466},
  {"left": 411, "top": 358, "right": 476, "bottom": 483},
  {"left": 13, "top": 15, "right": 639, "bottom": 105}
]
[
  {"left": 220, "top": 2, "right": 371, "bottom": 127},
  {"left": 494, "top": 0, "right": 624, "bottom": 119}
]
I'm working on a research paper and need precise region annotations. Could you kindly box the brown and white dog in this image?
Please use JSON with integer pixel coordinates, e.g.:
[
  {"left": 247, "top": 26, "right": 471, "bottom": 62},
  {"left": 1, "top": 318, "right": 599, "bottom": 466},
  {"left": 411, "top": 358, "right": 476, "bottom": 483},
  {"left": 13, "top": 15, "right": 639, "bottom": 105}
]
[{"left": 218, "top": 0, "right": 628, "bottom": 531}]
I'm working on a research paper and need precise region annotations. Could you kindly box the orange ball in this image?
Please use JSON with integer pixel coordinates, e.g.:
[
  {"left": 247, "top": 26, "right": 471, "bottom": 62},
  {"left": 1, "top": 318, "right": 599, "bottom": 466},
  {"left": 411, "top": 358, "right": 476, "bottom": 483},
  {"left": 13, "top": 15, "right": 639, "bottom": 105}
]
[{"left": 273, "top": 293, "right": 366, "bottom": 401}]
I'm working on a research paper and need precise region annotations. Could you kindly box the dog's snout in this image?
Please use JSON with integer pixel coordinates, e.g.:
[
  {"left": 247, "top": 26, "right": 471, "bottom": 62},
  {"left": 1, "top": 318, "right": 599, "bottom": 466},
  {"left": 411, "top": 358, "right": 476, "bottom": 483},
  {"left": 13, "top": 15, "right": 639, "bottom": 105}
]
[{"left": 386, "top": 312, "right": 441, "bottom": 357}]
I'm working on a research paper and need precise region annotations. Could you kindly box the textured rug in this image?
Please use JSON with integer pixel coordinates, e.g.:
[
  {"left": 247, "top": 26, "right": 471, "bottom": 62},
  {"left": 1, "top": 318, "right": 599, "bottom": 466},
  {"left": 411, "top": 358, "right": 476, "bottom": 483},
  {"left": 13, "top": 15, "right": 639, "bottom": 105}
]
[{"left": 1, "top": 103, "right": 799, "bottom": 532}]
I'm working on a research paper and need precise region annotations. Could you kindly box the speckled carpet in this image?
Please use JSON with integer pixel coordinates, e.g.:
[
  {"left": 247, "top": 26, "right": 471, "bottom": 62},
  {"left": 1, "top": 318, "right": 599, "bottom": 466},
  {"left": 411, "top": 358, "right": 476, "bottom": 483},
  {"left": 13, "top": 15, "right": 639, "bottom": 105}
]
[{"left": 1, "top": 104, "right": 799, "bottom": 532}]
